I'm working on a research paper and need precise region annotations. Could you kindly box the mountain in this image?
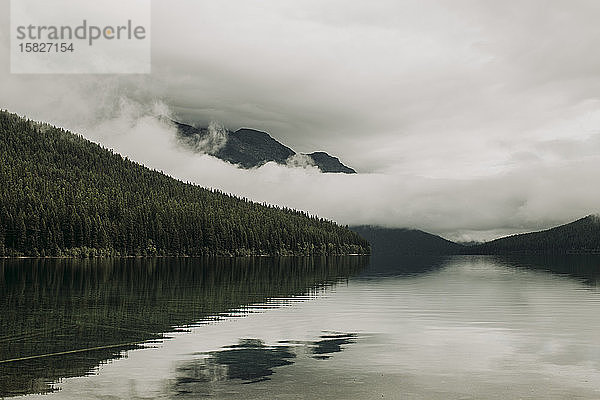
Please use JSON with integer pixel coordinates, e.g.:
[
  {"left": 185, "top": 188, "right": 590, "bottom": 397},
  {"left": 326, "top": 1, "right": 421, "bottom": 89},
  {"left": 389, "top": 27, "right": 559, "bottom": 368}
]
[
  {"left": 0, "top": 110, "right": 369, "bottom": 257},
  {"left": 353, "top": 216, "right": 600, "bottom": 256},
  {"left": 469, "top": 215, "right": 600, "bottom": 255},
  {"left": 305, "top": 151, "right": 356, "bottom": 174},
  {"left": 174, "top": 121, "right": 356, "bottom": 173},
  {"left": 350, "top": 226, "right": 464, "bottom": 255}
]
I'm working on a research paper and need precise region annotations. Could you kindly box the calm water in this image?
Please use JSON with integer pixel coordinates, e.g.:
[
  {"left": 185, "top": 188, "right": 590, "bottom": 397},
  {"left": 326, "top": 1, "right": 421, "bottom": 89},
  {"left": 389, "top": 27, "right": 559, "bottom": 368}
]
[{"left": 1, "top": 255, "right": 600, "bottom": 399}]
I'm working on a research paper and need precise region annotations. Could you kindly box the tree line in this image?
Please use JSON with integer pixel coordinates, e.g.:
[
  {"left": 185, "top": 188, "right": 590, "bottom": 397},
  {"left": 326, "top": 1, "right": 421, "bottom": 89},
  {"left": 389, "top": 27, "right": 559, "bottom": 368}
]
[{"left": 0, "top": 110, "right": 370, "bottom": 257}]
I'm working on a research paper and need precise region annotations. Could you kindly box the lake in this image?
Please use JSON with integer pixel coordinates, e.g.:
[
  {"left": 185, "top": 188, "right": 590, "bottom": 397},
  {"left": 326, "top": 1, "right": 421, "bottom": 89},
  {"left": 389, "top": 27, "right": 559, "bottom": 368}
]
[{"left": 1, "top": 254, "right": 600, "bottom": 399}]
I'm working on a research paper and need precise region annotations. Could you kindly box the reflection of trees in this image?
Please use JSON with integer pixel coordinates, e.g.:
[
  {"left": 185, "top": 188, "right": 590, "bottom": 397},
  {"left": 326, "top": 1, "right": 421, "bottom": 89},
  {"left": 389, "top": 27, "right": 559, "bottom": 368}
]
[
  {"left": 0, "top": 256, "right": 367, "bottom": 397},
  {"left": 493, "top": 254, "right": 600, "bottom": 286}
]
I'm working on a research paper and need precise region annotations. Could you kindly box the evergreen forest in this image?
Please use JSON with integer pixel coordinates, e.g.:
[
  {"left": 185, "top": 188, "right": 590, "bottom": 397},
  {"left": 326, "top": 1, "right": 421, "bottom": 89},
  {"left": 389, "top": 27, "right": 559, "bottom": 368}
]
[{"left": 0, "top": 110, "right": 370, "bottom": 257}]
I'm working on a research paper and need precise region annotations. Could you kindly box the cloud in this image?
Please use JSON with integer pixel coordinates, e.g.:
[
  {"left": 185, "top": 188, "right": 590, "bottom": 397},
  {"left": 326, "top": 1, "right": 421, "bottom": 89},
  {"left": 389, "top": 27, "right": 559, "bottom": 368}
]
[
  {"left": 28, "top": 92, "right": 596, "bottom": 242},
  {"left": 178, "top": 121, "right": 229, "bottom": 155},
  {"left": 1, "top": 0, "right": 600, "bottom": 241},
  {"left": 286, "top": 153, "right": 316, "bottom": 169}
]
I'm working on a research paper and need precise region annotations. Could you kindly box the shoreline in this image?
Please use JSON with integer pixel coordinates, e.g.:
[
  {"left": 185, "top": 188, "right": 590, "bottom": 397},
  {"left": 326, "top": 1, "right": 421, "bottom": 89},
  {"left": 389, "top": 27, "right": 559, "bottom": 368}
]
[{"left": 0, "top": 253, "right": 371, "bottom": 260}]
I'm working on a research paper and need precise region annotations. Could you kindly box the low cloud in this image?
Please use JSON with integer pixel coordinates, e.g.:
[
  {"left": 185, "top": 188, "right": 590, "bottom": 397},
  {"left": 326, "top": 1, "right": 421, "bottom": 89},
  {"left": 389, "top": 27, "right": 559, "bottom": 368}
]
[
  {"left": 286, "top": 153, "right": 317, "bottom": 169},
  {"left": 10, "top": 89, "right": 592, "bottom": 243},
  {"left": 1, "top": 1, "right": 600, "bottom": 241},
  {"left": 178, "top": 121, "right": 229, "bottom": 155}
]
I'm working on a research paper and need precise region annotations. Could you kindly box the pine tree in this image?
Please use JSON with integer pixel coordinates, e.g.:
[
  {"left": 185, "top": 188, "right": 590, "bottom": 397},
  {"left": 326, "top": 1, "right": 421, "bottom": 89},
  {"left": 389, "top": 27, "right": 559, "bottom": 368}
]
[{"left": 0, "top": 110, "right": 370, "bottom": 257}]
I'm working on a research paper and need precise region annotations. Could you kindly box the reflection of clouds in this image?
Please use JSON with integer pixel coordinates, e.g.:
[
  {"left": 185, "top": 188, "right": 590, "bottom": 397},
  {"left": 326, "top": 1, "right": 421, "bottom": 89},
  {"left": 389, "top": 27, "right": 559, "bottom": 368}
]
[
  {"left": 349, "top": 257, "right": 600, "bottom": 379},
  {"left": 163, "top": 257, "right": 600, "bottom": 399},
  {"left": 24, "top": 257, "right": 600, "bottom": 399},
  {"left": 0, "top": 256, "right": 366, "bottom": 398}
]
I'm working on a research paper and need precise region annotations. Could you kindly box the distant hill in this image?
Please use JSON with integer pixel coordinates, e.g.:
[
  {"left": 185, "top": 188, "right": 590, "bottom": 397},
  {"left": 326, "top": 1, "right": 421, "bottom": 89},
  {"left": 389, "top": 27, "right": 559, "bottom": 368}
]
[
  {"left": 174, "top": 121, "right": 356, "bottom": 173},
  {"left": 0, "top": 110, "right": 369, "bottom": 257},
  {"left": 469, "top": 215, "right": 600, "bottom": 255},
  {"left": 352, "top": 216, "right": 600, "bottom": 257},
  {"left": 350, "top": 226, "right": 464, "bottom": 255}
]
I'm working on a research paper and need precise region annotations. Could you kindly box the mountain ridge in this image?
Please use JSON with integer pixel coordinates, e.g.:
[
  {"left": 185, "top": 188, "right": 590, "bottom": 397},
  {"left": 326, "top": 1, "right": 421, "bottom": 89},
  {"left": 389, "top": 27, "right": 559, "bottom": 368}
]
[
  {"left": 174, "top": 121, "right": 356, "bottom": 173},
  {"left": 350, "top": 226, "right": 463, "bottom": 255},
  {"left": 359, "top": 215, "right": 600, "bottom": 256},
  {"left": 468, "top": 215, "right": 600, "bottom": 254}
]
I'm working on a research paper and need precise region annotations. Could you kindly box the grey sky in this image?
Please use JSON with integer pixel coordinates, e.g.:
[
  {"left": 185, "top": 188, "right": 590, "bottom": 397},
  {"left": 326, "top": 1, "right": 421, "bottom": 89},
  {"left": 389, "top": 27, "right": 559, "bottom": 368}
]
[{"left": 1, "top": 0, "right": 599, "bottom": 240}]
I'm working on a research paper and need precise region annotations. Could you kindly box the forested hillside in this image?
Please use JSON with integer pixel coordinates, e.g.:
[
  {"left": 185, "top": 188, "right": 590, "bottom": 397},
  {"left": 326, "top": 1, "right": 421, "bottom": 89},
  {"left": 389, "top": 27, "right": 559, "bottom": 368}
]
[
  {"left": 469, "top": 215, "right": 600, "bottom": 255},
  {"left": 351, "top": 226, "right": 464, "bottom": 255},
  {"left": 0, "top": 110, "right": 369, "bottom": 257},
  {"left": 352, "top": 216, "right": 600, "bottom": 256}
]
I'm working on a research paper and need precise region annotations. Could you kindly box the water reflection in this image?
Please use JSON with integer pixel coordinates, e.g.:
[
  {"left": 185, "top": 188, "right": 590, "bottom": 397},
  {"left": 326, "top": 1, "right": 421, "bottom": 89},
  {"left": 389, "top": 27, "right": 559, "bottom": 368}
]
[
  {"left": 358, "top": 254, "right": 449, "bottom": 278},
  {"left": 171, "top": 332, "right": 360, "bottom": 398},
  {"left": 3, "top": 254, "right": 600, "bottom": 399},
  {"left": 174, "top": 338, "right": 296, "bottom": 396},
  {"left": 0, "top": 256, "right": 367, "bottom": 398},
  {"left": 495, "top": 254, "right": 600, "bottom": 286},
  {"left": 310, "top": 332, "right": 357, "bottom": 360}
]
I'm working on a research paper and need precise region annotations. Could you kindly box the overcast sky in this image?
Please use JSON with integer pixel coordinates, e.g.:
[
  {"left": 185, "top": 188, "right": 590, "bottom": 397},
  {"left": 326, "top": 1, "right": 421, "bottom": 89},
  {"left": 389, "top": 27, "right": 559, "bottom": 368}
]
[{"left": 1, "top": 0, "right": 600, "bottom": 241}]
